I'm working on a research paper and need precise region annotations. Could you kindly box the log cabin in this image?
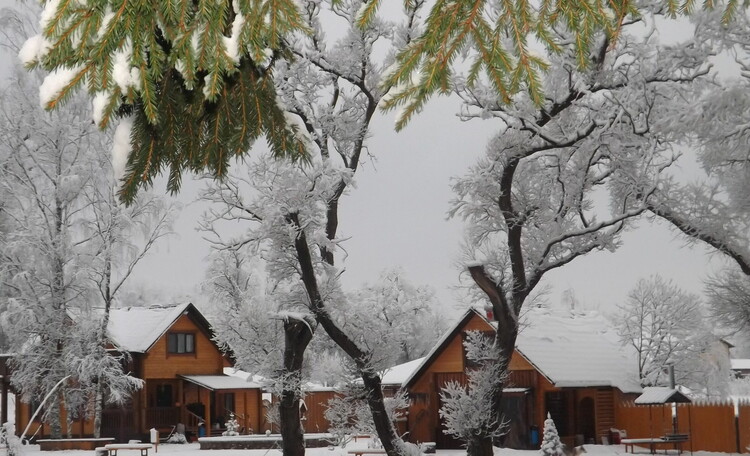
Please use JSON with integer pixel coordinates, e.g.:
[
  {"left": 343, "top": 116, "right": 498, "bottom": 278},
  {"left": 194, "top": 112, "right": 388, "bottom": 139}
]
[
  {"left": 14, "top": 303, "right": 264, "bottom": 442},
  {"left": 401, "top": 307, "right": 642, "bottom": 449}
]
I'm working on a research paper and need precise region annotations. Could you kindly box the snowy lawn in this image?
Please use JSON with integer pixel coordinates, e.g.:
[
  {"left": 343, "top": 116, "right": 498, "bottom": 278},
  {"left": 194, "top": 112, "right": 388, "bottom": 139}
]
[{"left": 0, "top": 443, "right": 742, "bottom": 456}]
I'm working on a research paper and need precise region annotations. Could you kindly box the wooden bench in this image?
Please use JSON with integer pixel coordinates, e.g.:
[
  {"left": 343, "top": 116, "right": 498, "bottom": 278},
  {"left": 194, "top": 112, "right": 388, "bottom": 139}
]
[
  {"left": 99, "top": 443, "right": 153, "bottom": 456},
  {"left": 347, "top": 448, "right": 387, "bottom": 456}
]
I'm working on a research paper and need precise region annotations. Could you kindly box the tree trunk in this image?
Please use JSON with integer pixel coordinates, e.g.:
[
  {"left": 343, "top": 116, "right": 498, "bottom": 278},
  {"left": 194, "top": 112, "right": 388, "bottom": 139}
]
[
  {"left": 360, "top": 372, "right": 402, "bottom": 454},
  {"left": 48, "top": 391, "right": 63, "bottom": 439},
  {"left": 93, "top": 383, "right": 103, "bottom": 438},
  {"left": 94, "top": 249, "right": 113, "bottom": 438},
  {"left": 279, "top": 318, "right": 313, "bottom": 456},
  {"left": 466, "top": 434, "right": 494, "bottom": 456},
  {"left": 289, "top": 214, "right": 404, "bottom": 456},
  {"left": 466, "top": 265, "right": 521, "bottom": 456}
]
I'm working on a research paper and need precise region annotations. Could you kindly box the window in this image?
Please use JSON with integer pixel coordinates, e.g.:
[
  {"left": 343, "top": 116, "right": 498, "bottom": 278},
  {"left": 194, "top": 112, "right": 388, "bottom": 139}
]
[
  {"left": 223, "top": 393, "right": 235, "bottom": 417},
  {"left": 167, "top": 333, "right": 195, "bottom": 354},
  {"left": 156, "top": 384, "right": 173, "bottom": 407}
]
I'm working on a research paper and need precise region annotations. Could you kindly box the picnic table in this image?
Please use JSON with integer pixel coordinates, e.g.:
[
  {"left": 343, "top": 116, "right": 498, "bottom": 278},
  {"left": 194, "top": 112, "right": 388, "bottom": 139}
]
[
  {"left": 347, "top": 448, "right": 387, "bottom": 456},
  {"left": 622, "top": 434, "right": 689, "bottom": 454},
  {"left": 96, "top": 443, "right": 153, "bottom": 456}
]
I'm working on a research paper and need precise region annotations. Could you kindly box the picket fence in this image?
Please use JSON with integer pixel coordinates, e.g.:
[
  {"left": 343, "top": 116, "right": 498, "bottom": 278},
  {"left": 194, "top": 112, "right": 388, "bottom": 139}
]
[{"left": 615, "top": 399, "right": 750, "bottom": 453}]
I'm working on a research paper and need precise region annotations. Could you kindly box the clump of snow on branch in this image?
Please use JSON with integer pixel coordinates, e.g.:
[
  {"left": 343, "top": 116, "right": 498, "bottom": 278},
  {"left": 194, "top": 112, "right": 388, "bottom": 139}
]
[
  {"left": 112, "top": 39, "right": 141, "bottom": 93},
  {"left": 39, "top": 65, "right": 84, "bottom": 108},
  {"left": 18, "top": 34, "right": 50, "bottom": 66},
  {"left": 112, "top": 117, "right": 133, "bottom": 179}
]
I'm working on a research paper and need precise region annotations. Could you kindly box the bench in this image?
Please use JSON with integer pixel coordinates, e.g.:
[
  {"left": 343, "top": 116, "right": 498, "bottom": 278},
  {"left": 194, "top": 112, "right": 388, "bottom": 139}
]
[
  {"left": 99, "top": 443, "right": 153, "bottom": 456},
  {"left": 347, "top": 449, "right": 387, "bottom": 456},
  {"left": 622, "top": 435, "right": 689, "bottom": 454}
]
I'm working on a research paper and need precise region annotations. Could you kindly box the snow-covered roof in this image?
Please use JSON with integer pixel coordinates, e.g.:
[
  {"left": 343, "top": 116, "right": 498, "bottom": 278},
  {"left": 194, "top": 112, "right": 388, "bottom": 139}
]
[
  {"left": 404, "top": 307, "right": 642, "bottom": 393},
  {"left": 381, "top": 357, "right": 425, "bottom": 386},
  {"left": 107, "top": 303, "right": 193, "bottom": 353},
  {"left": 180, "top": 375, "right": 262, "bottom": 390},
  {"left": 513, "top": 308, "right": 642, "bottom": 393},
  {"left": 224, "top": 367, "right": 266, "bottom": 384},
  {"left": 634, "top": 387, "right": 691, "bottom": 404},
  {"left": 731, "top": 359, "right": 750, "bottom": 370}
]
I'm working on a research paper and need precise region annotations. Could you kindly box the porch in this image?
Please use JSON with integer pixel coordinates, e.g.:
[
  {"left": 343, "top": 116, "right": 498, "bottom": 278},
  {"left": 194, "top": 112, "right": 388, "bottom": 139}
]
[{"left": 139, "top": 376, "right": 262, "bottom": 439}]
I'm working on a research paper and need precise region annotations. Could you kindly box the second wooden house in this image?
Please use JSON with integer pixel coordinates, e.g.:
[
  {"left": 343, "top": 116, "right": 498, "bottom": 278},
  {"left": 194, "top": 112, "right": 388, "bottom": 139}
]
[{"left": 401, "top": 307, "right": 642, "bottom": 449}]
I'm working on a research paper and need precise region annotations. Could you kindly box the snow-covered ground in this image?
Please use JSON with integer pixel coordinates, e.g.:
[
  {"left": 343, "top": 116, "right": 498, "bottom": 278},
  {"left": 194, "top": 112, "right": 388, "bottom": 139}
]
[{"left": 0, "top": 443, "right": 742, "bottom": 456}]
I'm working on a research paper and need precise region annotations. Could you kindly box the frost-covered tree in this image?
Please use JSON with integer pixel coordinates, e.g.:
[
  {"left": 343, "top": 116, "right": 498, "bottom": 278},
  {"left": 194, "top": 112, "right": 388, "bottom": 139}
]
[
  {"left": 0, "top": 69, "right": 99, "bottom": 438},
  {"left": 439, "top": 331, "right": 507, "bottom": 452},
  {"left": 448, "top": 5, "right": 713, "bottom": 454},
  {"left": 79, "top": 161, "right": 175, "bottom": 437},
  {"left": 201, "top": 3, "right": 425, "bottom": 456},
  {"left": 614, "top": 275, "right": 724, "bottom": 393},
  {"left": 341, "top": 269, "right": 446, "bottom": 366},
  {"left": 325, "top": 385, "right": 410, "bottom": 447},
  {"left": 203, "top": 247, "right": 315, "bottom": 456},
  {"left": 706, "top": 270, "right": 750, "bottom": 336},
  {"left": 636, "top": 11, "right": 750, "bottom": 277},
  {"left": 0, "top": 52, "right": 170, "bottom": 437},
  {"left": 539, "top": 414, "right": 565, "bottom": 456}
]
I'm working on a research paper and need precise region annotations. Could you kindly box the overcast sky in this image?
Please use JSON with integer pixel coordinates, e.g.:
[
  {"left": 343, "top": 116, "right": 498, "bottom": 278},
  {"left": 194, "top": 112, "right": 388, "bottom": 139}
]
[
  {"left": 122, "top": 94, "right": 727, "bottom": 318},
  {"left": 0, "top": 3, "right": 731, "bottom": 320}
]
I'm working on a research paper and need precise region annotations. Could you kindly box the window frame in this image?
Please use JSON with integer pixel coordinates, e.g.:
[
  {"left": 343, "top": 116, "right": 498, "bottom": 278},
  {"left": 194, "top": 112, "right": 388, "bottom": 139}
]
[{"left": 167, "top": 332, "right": 196, "bottom": 355}]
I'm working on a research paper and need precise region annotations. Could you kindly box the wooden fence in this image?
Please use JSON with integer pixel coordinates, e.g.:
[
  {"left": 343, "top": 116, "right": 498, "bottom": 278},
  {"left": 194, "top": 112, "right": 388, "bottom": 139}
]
[{"left": 616, "top": 400, "right": 750, "bottom": 453}]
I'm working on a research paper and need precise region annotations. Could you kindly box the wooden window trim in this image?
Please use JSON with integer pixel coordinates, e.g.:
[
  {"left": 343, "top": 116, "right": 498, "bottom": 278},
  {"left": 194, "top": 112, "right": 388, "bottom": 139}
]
[{"left": 166, "top": 331, "right": 197, "bottom": 357}]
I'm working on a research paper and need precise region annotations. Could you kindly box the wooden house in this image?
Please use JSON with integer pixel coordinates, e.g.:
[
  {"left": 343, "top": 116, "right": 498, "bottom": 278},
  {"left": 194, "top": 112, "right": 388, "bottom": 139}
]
[
  {"left": 401, "top": 308, "right": 641, "bottom": 449},
  {"left": 14, "top": 303, "right": 263, "bottom": 442}
]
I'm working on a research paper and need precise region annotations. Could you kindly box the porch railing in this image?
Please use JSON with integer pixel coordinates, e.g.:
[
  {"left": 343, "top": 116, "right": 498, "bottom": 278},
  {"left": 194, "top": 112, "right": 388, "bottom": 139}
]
[{"left": 146, "top": 407, "right": 181, "bottom": 428}]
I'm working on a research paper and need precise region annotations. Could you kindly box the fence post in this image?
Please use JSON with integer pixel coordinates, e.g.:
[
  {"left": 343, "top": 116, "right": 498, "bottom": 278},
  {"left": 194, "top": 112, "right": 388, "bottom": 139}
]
[{"left": 735, "top": 401, "right": 741, "bottom": 454}]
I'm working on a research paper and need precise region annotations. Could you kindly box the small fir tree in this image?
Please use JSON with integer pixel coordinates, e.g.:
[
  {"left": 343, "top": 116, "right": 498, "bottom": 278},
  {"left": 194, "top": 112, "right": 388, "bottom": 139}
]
[{"left": 540, "top": 414, "right": 565, "bottom": 456}]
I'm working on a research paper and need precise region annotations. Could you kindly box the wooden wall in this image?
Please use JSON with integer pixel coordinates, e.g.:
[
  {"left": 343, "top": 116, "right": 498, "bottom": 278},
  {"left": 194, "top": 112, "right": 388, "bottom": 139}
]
[
  {"left": 407, "top": 312, "right": 494, "bottom": 444},
  {"left": 141, "top": 314, "right": 227, "bottom": 379},
  {"left": 616, "top": 400, "right": 750, "bottom": 453},
  {"left": 224, "top": 389, "right": 262, "bottom": 434},
  {"left": 302, "top": 390, "right": 340, "bottom": 434}
]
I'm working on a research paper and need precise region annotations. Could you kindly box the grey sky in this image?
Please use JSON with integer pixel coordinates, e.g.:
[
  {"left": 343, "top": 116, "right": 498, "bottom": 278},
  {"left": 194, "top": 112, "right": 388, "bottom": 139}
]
[{"left": 125, "top": 93, "right": 726, "bottom": 317}]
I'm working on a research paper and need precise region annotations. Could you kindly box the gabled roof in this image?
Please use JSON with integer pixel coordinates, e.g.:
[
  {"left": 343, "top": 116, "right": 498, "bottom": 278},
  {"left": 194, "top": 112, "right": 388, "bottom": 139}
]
[
  {"left": 731, "top": 359, "right": 750, "bottom": 371},
  {"left": 635, "top": 387, "right": 691, "bottom": 404},
  {"left": 107, "top": 303, "right": 213, "bottom": 353},
  {"left": 404, "top": 307, "right": 642, "bottom": 394}
]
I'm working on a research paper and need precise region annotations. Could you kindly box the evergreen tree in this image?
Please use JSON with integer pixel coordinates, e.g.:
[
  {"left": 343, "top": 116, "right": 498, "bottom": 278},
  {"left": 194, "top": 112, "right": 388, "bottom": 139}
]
[
  {"left": 540, "top": 414, "right": 565, "bottom": 456},
  {"left": 20, "top": 0, "right": 308, "bottom": 203}
]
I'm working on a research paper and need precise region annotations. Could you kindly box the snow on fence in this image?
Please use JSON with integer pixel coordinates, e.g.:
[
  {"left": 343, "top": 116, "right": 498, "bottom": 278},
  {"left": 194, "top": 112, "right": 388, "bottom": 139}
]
[{"left": 615, "top": 399, "right": 750, "bottom": 453}]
